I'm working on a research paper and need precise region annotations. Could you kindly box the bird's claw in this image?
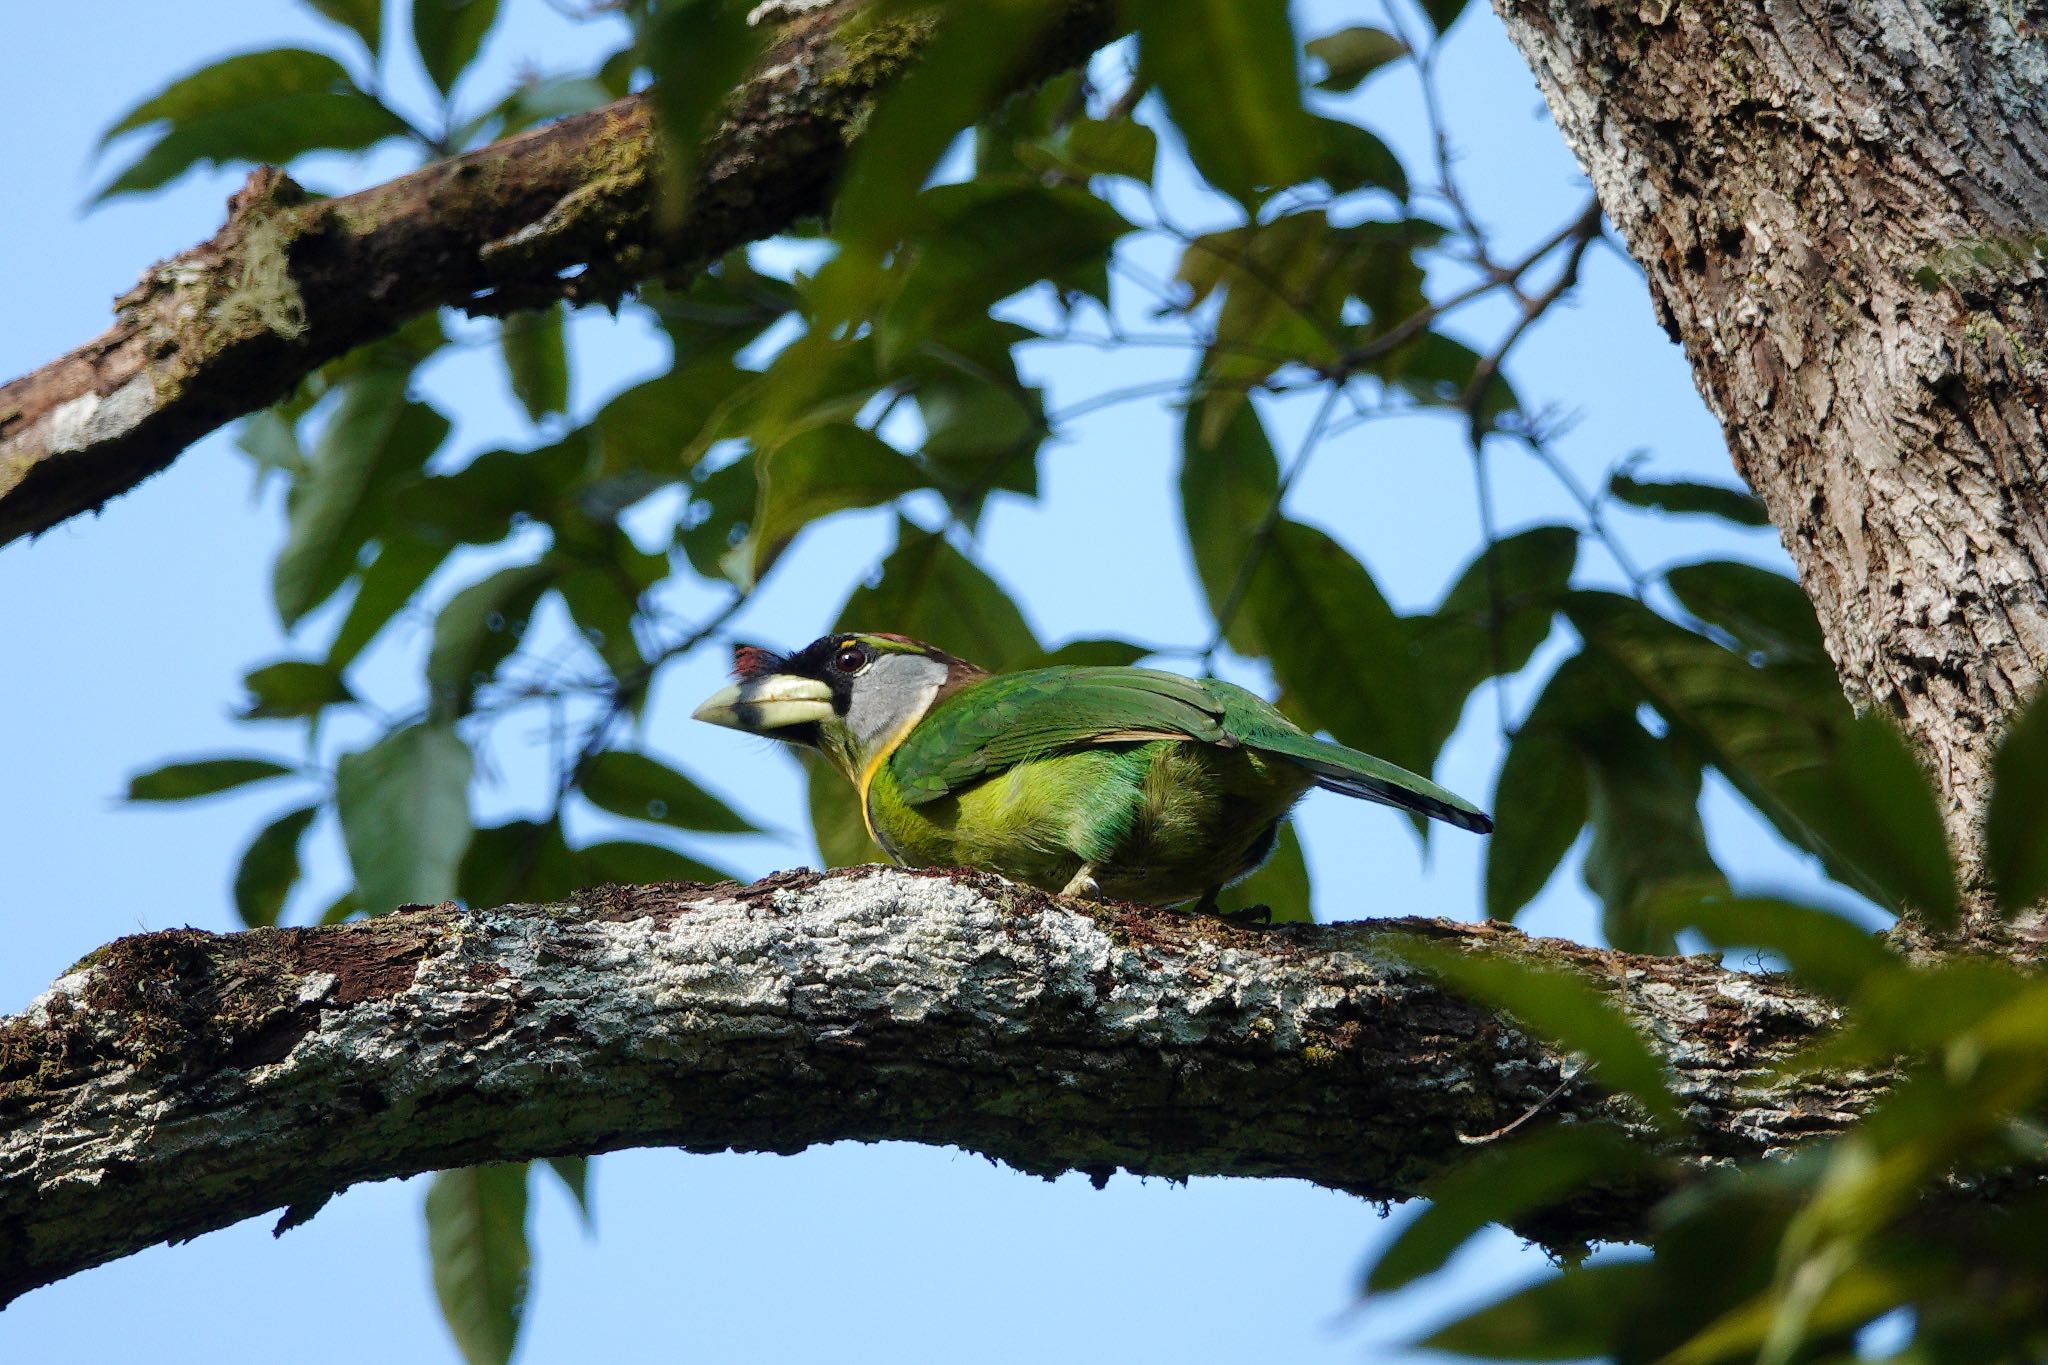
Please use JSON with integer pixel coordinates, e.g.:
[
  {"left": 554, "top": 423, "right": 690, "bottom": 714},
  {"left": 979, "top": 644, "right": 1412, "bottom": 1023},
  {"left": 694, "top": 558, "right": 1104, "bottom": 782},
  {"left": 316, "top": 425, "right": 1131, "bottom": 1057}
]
[
  {"left": 1060, "top": 866, "right": 1102, "bottom": 900},
  {"left": 1221, "top": 903, "right": 1273, "bottom": 926}
]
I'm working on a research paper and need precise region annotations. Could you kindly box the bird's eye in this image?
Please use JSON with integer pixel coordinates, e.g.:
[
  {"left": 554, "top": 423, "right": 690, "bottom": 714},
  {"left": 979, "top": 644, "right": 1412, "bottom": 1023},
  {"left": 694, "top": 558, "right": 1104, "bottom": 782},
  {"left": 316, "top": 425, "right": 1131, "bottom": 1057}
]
[{"left": 833, "top": 643, "right": 870, "bottom": 674}]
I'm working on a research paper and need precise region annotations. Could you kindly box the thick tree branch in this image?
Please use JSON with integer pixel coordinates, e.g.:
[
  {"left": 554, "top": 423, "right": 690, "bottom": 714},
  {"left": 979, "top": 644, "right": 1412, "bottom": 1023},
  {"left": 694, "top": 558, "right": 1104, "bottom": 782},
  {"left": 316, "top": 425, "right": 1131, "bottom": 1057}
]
[
  {"left": 2, "top": 866, "right": 1875, "bottom": 1305},
  {"left": 0, "top": 0, "right": 1115, "bottom": 547}
]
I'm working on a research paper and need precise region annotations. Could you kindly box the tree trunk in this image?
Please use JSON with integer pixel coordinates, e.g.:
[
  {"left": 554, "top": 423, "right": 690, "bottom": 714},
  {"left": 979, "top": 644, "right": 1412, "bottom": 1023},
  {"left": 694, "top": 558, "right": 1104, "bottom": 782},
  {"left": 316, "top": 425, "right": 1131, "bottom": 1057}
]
[
  {"left": 1494, "top": 0, "right": 2048, "bottom": 901},
  {"left": 0, "top": 867, "right": 1870, "bottom": 1304}
]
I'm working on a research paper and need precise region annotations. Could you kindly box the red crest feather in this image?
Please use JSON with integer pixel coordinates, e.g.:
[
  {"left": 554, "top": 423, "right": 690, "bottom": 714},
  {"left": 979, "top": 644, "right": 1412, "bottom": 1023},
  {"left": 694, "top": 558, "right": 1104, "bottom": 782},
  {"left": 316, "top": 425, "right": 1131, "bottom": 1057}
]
[{"left": 731, "top": 645, "right": 786, "bottom": 680}]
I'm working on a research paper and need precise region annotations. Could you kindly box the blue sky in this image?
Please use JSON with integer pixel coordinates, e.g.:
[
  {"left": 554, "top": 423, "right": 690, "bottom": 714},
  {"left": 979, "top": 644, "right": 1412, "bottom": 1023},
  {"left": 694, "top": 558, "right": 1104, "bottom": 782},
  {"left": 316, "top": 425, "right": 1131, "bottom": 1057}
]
[{"left": 0, "top": 2, "right": 1851, "bottom": 1360}]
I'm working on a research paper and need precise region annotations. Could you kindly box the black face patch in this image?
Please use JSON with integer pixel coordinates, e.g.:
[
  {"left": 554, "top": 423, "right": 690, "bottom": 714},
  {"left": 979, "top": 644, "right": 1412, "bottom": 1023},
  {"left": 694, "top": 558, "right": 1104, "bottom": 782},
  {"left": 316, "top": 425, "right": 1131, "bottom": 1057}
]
[
  {"left": 776, "top": 635, "right": 867, "bottom": 716},
  {"left": 732, "top": 707, "right": 821, "bottom": 748}
]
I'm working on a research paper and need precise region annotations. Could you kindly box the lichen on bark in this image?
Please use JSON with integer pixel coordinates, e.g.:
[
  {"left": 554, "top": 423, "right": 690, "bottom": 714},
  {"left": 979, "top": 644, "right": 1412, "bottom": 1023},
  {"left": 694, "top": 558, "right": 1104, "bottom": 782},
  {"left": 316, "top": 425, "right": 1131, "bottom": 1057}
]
[{"left": 0, "top": 867, "right": 1895, "bottom": 1306}]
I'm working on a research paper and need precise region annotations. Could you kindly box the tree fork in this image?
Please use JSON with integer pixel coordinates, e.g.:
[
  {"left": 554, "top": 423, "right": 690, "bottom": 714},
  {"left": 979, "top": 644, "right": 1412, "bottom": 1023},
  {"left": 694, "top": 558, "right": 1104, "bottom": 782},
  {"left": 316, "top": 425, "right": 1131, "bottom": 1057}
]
[
  {"left": 1, "top": 866, "right": 1876, "bottom": 1305},
  {"left": 0, "top": 0, "right": 1116, "bottom": 548}
]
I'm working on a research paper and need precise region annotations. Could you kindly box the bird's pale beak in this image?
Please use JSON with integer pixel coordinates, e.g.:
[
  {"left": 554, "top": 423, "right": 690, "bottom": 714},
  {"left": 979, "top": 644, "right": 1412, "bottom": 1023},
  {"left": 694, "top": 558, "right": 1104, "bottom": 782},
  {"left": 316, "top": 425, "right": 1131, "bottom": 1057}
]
[{"left": 691, "top": 673, "right": 835, "bottom": 734}]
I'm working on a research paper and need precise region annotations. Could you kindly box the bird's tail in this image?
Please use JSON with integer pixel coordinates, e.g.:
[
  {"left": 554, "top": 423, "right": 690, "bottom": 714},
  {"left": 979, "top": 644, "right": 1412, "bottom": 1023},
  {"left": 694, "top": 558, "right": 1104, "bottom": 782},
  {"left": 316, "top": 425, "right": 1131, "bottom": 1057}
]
[{"left": 1250, "top": 731, "right": 1494, "bottom": 833}]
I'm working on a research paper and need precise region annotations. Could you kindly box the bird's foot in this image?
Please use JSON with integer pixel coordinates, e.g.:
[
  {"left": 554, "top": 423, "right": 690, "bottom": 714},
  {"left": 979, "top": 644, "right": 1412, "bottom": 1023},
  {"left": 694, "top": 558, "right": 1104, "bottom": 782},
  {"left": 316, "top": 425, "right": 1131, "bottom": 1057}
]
[
  {"left": 1220, "top": 903, "right": 1272, "bottom": 927},
  {"left": 1060, "top": 865, "right": 1102, "bottom": 900}
]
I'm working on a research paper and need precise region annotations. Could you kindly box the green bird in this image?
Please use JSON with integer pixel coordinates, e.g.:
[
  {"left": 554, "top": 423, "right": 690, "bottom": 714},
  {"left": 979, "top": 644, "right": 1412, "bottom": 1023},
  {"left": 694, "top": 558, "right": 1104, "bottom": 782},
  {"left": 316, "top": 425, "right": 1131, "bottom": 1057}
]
[{"left": 692, "top": 632, "right": 1491, "bottom": 907}]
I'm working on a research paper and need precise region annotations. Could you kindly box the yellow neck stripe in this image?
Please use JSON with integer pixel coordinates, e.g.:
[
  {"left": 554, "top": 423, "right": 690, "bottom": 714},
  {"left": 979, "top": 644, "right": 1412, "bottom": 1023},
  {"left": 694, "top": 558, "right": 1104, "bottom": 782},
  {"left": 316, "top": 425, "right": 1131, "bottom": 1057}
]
[{"left": 856, "top": 716, "right": 923, "bottom": 854}]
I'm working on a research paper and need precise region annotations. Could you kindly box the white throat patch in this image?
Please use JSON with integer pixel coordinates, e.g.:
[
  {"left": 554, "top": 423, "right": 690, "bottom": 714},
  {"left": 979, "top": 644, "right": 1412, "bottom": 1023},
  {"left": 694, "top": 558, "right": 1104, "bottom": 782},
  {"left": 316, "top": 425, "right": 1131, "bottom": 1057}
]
[{"left": 845, "top": 652, "right": 951, "bottom": 759}]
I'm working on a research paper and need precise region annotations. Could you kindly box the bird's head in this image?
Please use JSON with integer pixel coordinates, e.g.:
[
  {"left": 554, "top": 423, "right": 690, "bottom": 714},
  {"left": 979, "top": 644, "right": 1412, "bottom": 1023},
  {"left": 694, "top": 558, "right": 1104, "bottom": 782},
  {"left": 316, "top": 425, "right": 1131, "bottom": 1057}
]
[{"left": 691, "top": 632, "right": 988, "bottom": 779}]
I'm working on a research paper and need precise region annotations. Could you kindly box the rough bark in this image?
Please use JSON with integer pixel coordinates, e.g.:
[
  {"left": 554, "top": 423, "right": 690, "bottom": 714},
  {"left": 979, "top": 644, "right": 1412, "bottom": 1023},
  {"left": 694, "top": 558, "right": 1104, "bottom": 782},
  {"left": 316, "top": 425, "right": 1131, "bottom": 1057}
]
[
  {"left": 0, "top": 0, "right": 1114, "bottom": 547},
  {"left": 0, "top": 866, "right": 1876, "bottom": 1305},
  {"left": 1493, "top": 0, "right": 2048, "bottom": 890}
]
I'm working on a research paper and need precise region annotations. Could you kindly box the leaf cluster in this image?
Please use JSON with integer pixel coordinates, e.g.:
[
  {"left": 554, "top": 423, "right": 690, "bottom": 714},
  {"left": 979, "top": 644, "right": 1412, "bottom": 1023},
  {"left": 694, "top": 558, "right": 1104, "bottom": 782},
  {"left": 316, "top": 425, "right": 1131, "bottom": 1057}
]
[{"left": 94, "top": 0, "right": 2048, "bottom": 1361}]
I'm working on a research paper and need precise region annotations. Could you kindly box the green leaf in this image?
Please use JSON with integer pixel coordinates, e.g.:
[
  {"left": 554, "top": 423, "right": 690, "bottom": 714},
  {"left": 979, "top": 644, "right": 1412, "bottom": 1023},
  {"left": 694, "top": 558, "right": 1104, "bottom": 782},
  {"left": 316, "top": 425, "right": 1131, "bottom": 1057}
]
[
  {"left": 426, "top": 1164, "right": 529, "bottom": 1365},
  {"left": 336, "top": 723, "right": 472, "bottom": 914},
  {"left": 426, "top": 560, "right": 558, "bottom": 718},
  {"left": 1386, "top": 330, "right": 1518, "bottom": 426},
  {"left": 1665, "top": 560, "right": 1827, "bottom": 664},
  {"left": 1180, "top": 399, "right": 1278, "bottom": 656},
  {"left": 328, "top": 537, "right": 452, "bottom": 669},
  {"left": 104, "top": 47, "right": 371, "bottom": 139},
  {"left": 581, "top": 751, "right": 760, "bottom": 834},
  {"left": 1580, "top": 720, "right": 1727, "bottom": 954},
  {"left": 1029, "top": 638, "right": 1150, "bottom": 669},
  {"left": 1397, "top": 942, "right": 1684, "bottom": 1130},
  {"left": 1308, "top": 116, "right": 1407, "bottom": 198},
  {"left": 318, "top": 890, "right": 364, "bottom": 924},
  {"left": 806, "top": 752, "right": 882, "bottom": 869},
  {"left": 126, "top": 756, "right": 296, "bottom": 802},
  {"left": 577, "top": 843, "right": 737, "bottom": 888},
  {"left": 1059, "top": 117, "right": 1158, "bottom": 182},
  {"left": 676, "top": 455, "right": 759, "bottom": 584},
  {"left": 459, "top": 819, "right": 583, "bottom": 906},
  {"left": 643, "top": 252, "right": 800, "bottom": 363},
  {"left": 1307, "top": 26, "right": 1406, "bottom": 91},
  {"left": 707, "top": 332, "right": 890, "bottom": 480},
  {"left": 555, "top": 562, "right": 646, "bottom": 683},
  {"left": 1785, "top": 957, "right": 2032, "bottom": 1074},
  {"left": 1567, "top": 593, "right": 1955, "bottom": 922},
  {"left": 1486, "top": 726, "right": 1589, "bottom": 923},
  {"left": 878, "top": 181, "right": 1129, "bottom": 365},
  {"left": 481, "top": 74, "right": 618, "bottom": 139},
  {"left": 1366, "top": 1126, "right": 1651, "bottom": 1293},
  {"left": 639, "top": 0, "right": 765, "bottom": 216},
  {"left": 576, "top": 839, "right": 734, "bottom": 886},
  {"left": 829, "top": 0, "right": 1062, "bottom": 260},
  {"left": 545, "top": 1156, "right": 593, "bottom": 1229},
  {"left": 1178, "top": 213, "right": 1353, "bottom": 442},
  {"left": 237, "top": 407, "right": 307, "bottom": 480},
  {"left": 305, "top": 0, "right": 383, "bottom": 58},
  {"left": 913, "top": 372, "right": 1045, "bottom": 518},
  {"left": 596, "top": 350, "right": 748, "bottom": 476},
  {"left": 95, "top": 49, "right": 408, "bottom": 199},
  {"left": 1421, "top": 0, "right": 1475, "bottom": 33},
  {"left": 1126, "top": 0, "right": 1316, "bottom": 206},
  {"left": 837, "top": 523, "right": 1042, "bottom": 670},
  {"left": 100, "top": 99, "right": 409, "bottom": 201},
  {"left": 1662, "top": 1261, "right": 1913, "bottom": 1365},
  {"left": 413, "top": 0, "right": 500, "bottom": 94},
  {"left": 1767, "top": 711, "right": 1958, "bottom": 929},
  {"left": 391, "top": 442, "right": 587, "bottom": 547},
  {"left": 275, "top": 374, "right": 450, "bottom": 628},
  {"left": 1215, "top": 820, "right": 1311, "bottom": 923},
  {"left": 1609, "top": 471, "right": 1770, "bottom": 527},
  {"left": 1410, "top": 525, "right": 1579, "bottom": 764},
  {"left": 500, "top": 306, "right": 570, "bottom": 422},
  {"left": 733, "top": 424, "right": 928, "bottom": 587},
  {"left": 1988, "top": 687, "right": 2048, "bottom": 916},
  {"left": 974, "top": 69, "right": 1082, "bottom": 178},
  {"left": 1247, "top": 520, "right": 1433, "bottom": 781},
  {"left": 1645, "top": 892, "right": 1896, "bottom": 1000},
  {"left": 1419, "top": 1259, "right": 1654, "bottom": 1360},
  {"left": 460, "top": 818, "right": 589, "bottom": 912},
  {"left": 241, "top": 659, "right": 356, "bottom": 719},
  {"left": 233, "top": 804, "right": 320, "bottom": 928}
]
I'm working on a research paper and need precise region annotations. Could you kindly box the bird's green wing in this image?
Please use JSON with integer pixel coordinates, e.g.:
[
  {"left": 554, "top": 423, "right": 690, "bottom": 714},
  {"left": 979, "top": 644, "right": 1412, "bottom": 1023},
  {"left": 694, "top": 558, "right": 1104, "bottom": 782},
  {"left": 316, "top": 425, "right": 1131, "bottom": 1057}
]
[
  {"left": 890, "top": 667, "right": 1229, "bottom": 804},
  {"left": 1204, "top": 678, "right": 1494, "bottom": 833}
]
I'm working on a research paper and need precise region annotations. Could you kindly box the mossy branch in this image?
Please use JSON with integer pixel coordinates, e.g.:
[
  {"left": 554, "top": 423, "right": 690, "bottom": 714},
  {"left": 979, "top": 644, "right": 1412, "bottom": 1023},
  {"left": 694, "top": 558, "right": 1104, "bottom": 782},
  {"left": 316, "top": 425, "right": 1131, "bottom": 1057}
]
[
  {"left": 2, "top": 866, "right": 1881, "bottom": 1305},
  {"left": 0, "top": 0, "right": 1115, "bottom": 547}
]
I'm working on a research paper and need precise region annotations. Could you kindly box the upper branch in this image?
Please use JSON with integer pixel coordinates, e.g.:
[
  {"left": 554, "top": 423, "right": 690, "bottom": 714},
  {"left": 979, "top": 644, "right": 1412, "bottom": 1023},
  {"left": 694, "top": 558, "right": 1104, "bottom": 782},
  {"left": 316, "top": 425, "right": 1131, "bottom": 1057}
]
[
  {"left": 2, "top": 866, "right": 1867, "bottom": 1305},
  {"left": 0, "top": 0, "right": 1115, "bottom": 547}
]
